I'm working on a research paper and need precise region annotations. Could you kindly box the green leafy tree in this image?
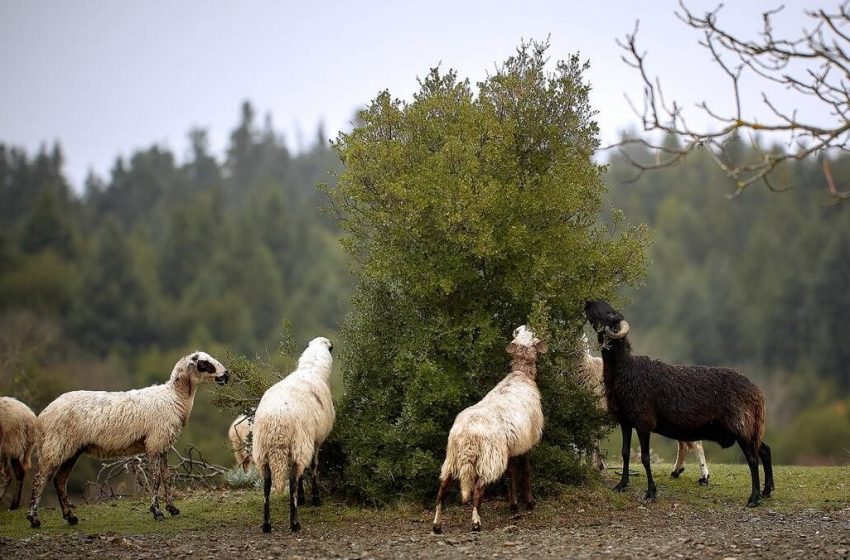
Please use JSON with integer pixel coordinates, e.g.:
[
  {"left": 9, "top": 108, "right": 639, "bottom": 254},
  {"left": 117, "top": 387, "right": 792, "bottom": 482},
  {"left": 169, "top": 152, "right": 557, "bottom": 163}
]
[{"left": 328, "top": 41, "right": 650, "bottom": 503}]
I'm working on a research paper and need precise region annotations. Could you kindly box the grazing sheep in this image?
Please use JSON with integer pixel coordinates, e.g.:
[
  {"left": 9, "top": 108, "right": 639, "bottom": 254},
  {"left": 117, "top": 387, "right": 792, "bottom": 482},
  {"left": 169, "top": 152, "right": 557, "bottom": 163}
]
[
  {"left": 432, "top": 325, "right": 547, "bottom": 534},
  {"left": 26, "top": 352, "right": 229, "bottom": 528},
  {"left": 253, "top": 337, "right": 334, "bottom": 533},
  {"left": 229, "top": 414, "right": 254, "bottom": 472},
  {"left": 0, "top": 397, "right": 39, "bottom": 511},
  {"left": 578, "top": 334, "right": 710, "bottom": 484},
  {"left": 584, "top": 301, "right": 773, "bottom": 507}
]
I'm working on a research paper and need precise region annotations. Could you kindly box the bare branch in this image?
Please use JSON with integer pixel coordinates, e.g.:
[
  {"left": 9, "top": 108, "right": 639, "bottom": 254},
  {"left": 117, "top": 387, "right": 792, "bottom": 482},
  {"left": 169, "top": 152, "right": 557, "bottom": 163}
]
[{"left": 608, "top": 1, "right": 850, "bottom": 202}]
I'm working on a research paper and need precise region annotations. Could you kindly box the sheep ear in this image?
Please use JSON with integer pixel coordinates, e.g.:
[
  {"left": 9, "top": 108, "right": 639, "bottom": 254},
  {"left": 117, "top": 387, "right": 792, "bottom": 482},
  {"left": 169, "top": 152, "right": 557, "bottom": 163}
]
[
  {"left": 506, "top": 342, "right": 519, "bottom": 354},
  {"left": 534, "top": 340, "right": 548, "bottom": 354}
]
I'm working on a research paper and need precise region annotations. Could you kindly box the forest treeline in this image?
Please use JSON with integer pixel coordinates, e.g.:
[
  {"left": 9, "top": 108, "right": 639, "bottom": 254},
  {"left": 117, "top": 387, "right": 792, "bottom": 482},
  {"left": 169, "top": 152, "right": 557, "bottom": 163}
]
[{"left": 0, "top": 104, "right": 848, "bottom": 473}]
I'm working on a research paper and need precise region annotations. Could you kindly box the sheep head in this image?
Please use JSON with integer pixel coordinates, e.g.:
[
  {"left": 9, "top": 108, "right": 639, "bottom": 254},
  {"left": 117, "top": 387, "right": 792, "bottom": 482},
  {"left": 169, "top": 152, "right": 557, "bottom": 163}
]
[
  {"left": 506, "top": 325, "right": 548, "bottom": 378},
  {"left": 584, "top": 300, "right": 630, "bottom": 342},
  {"left": 186, "top": 351, "right": 230, "bottom": 385}
]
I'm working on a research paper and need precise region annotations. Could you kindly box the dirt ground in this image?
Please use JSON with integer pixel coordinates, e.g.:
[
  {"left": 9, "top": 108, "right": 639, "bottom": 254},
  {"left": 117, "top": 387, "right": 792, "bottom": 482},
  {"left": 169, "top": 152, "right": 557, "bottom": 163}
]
[{"left": 2, "top": 500, "right": 848, "bottom": 559}]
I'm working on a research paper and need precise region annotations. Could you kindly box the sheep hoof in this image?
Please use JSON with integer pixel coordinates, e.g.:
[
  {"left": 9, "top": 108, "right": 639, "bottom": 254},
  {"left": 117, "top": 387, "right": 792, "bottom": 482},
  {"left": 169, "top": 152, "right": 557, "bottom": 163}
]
[
  {"left": 432, "top": 524, "right": 443, "bottom": 535},
  {"left": 670, "top": 467, "right": 684, "bottom": 478},
  {"left": 65, "top": 514, "right": 79, "bottom": 526},
  {"left": 509, "top": 503, "right": 519, "bottom": 515},
  {"left": 643, "top": 490, "right": 656, "bottom": 502},
  {"left": 166, "top": 505, "right": 180, "bottom": 516},
  {"left": 524, "top": 500, "right": 536, "bottom": 511},
  {"left": 612, "top": 482, "right": 628, "bottom": 493},
  {"left": 297, "top": 495, "right": 307, "bottom": 506},
  {"left": 746, "top": 498, "right": 760, "bottom": 508},
  {"left": 311, "top": 496, "right": 321, "bottom": 507},
  {"left": 698, "top": 476, "right": 709, "bottom": 486},
  {"left": 262, "top": 523, "right": 272, "bottom": 533},
  {"left": 27, "top": 514, "right": 41, "bottom": 529},
  {"left": 152, "top": 510, "right": 165, "bottom": 521},
  {"left": 9, "top": 502, "right": 21, "bottom": 511},
  {"left": 290, "top": 521, "right": 301, "bottom": 533},
  {"left": 470, "top": 522, "right": 481, "bottom": 532}
]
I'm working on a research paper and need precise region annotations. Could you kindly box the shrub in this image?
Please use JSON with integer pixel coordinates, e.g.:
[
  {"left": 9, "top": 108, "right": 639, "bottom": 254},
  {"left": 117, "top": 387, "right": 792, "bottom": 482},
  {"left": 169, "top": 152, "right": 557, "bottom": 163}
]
[{"left": 327, "top": 40, "right": 649, "bottom": 504}]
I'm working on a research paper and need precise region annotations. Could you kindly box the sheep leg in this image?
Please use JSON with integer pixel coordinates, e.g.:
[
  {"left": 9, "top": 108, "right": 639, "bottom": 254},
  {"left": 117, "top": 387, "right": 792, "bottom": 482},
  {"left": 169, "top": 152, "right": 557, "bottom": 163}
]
[
  {"left": 470, "top": 477, "right": 484, "bottom": 532},
  {"left": 53, "top": 451, "right": 82, "bottom": 525},
  {"left": 636, "top": 430, "right": 656, "bottom": 501},
  {"left": 261, "top": 463, "right": 272, "bottom": 533},
  {"left": 431, "top": 474, "right": 453, "bottom": 534},
  {"left": 671, "top": 441, "right": 688, "bottom": 478},
  {"left": 507, "top": 458, "right": 519, "bottom": 515},
  {"left": 27, "top": 461, "right": 59, "bottom": 528},
  {"left": 758, "top": 442, "right": 774, "bottom": 497},
  {"left": 297, "top": 476, "right": 306, "bottom": 507},
  {"left": 613, "top": 423, "right": 632, "bottom": 492},
  {"left": 739, "top": 439, "right": 761, "bottom": 507},
  {"left": 591, "top": 439, "right": 605, "bottom": 471},
  {"left": 289, "top": 470, "right": 301, "bottom": 532},
  {"left": 9, "top": 458, "right": 25, "bottom": 510},
  {"left": 522, "top": 453, "right": 535, "bottom": 510},
  {"left": 693, "top": 441, "right": 710, "bottom": 485},
  {"left": 310, "top": 450, "right": 321, "bottom": 507},
  {"left": 0, "top": 460, "right": 10, "bottom": 505},
  {"left": 147, "top": 452, "right": 165, "bottom": 521},
  {"left": 161, "top": 454, "right": 179, "bottom": 516}
]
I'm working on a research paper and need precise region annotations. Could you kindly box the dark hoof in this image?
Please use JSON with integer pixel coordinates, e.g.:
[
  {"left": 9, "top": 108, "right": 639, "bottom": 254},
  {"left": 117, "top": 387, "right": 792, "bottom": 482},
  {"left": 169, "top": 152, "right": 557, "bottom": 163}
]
[
  {"left": 762, "top": 487, "right": 772, "bottom": 498},
  {"left": 612, "top": 482, "right": 628, "bottom": 493},
  {"left": 153, "top": 511, "right": 165, "bottom": 521},
  {"left": 525, "top": 500, "right": 536, "bottom": 511},
  {"left": 290, "top": 521, "right": 301, "bottom": 533},
  {"left": 698, "top": 476, "right": 709, "bottom": 486},
  {"left": 746, "top": 499, "right": 760, "bottom": 508},
  {"left": 432, "top": 524, "right": 443, "bottom": 535},
  {"left": 297, "top": 495, "right": 306, "bottom": 507},
  {"left": 166, "top": 505, "right": 180, "bottom": 516},
  {"left": 311, "top": 496, "right": 321, "bottom": 507},
  {"left": 262, "top": 522, "right": 272, "bottom": 533},
  {"left": 471, "top": 522, "right": 481, "bottom": 532},
  {"left": 28, "top": 514, "right": 41, "bottom": 529},
  {"left": 9, "top": 502, "right": 20, "bottom": 511},
  {"left": 509, "top": 503, "right": 519, "bottom": 515},
  {"left": 670, "top": 467, "right": 684, "bottom": 478},
  {"left": 643, "top": 491, "right": 656, "bottom": 502},
  {"left": 66, "top": 514, "right": 79, "bottom": 526}
]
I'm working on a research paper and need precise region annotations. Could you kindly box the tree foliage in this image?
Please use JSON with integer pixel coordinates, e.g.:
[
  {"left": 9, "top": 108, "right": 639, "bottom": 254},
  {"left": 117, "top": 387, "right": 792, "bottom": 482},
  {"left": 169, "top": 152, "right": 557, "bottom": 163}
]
[{"left": 328, "top": 41, "right": 650, "bottom": 503}]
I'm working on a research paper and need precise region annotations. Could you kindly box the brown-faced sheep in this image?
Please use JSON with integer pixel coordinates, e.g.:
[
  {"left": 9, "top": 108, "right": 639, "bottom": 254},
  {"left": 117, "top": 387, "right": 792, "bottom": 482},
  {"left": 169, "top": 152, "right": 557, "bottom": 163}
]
[{"left": 432, "top": 325, "right": 547, "bottom": 534}]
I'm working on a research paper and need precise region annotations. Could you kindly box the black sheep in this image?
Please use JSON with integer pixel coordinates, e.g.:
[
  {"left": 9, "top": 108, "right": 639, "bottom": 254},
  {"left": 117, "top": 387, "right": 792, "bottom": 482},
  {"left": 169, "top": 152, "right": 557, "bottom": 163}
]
[{"left": 584, "top": 300, "right": 774, "bottom": 507}]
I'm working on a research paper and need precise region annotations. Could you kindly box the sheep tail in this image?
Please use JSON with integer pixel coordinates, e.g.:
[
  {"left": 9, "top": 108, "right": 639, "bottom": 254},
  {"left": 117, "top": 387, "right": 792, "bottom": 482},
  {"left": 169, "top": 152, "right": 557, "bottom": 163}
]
[
  {"left": 268, "top": 446, "right": 290, "bottom": 494},
  {"left": 753, "top": 392, "right": 766, "bottom": 449},
  {"left": 458, "top": 460, "right": 477, "bottom": 503}
]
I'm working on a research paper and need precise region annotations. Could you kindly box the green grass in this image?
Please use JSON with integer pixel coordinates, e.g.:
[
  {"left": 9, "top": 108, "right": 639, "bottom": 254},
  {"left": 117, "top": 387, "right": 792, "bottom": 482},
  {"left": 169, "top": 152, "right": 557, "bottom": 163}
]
[{"left": 1, "top": 464, "right": 846, "bottom": 539}]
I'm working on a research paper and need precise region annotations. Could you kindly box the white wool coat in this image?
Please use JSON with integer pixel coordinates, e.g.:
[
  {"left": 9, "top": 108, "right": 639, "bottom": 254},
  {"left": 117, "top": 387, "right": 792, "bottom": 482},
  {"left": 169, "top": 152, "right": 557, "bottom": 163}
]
[
  {"left": 440, "top": 370, "right": 543, "bottom": 501},
  {"left": 253, "top": 337, "right": 334, "bottom": 492},
  {"left": 38, "top": 352, "right": 226, "bottom": 466}
]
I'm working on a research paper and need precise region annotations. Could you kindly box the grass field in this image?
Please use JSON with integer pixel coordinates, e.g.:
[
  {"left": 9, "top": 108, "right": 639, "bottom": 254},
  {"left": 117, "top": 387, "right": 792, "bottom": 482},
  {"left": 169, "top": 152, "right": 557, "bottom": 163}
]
[{"left": 1, "top": 464, "right": 846, "bottom": 539}]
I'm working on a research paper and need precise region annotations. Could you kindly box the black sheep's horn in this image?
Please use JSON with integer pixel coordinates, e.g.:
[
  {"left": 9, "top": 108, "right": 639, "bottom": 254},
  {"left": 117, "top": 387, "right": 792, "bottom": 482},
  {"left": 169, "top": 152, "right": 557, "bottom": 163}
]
[{"left": 605, "top": 320, "right": 630, "bottom": 339}]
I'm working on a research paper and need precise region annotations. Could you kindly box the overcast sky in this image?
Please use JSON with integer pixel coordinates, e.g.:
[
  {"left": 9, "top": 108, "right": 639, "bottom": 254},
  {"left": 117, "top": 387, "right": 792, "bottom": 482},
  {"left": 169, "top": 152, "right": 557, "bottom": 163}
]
[{"left": 0, "top": 0, "right": 821, "bottom": 190}]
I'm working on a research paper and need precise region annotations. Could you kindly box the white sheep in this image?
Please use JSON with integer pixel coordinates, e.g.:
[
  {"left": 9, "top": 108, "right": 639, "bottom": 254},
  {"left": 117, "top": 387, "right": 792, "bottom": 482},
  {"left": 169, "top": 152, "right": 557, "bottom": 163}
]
[
  {"left": 229, "top": 414, "right": 253, "bottom": 472},
  {"left": 0, "top": 396, "right": 39, "bottom": 511},
  {"left": 26, "top": 351, "right": 229, "bottom": 528},
  {"left": 253, "top": 337, "right": 334, "bottom": 533},
  {"left": 432, "top": 325, "right": 546, "bottom": 534},
  {"left": 578, "top": 334, "right": 710, "bottom": 484}
]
